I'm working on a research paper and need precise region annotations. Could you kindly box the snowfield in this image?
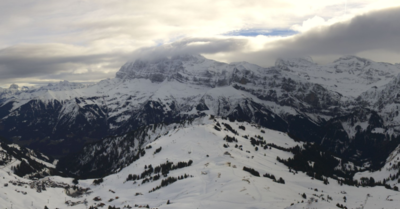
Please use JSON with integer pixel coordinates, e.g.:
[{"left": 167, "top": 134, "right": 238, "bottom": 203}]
[{"left": 1, "top": 116, "right": 399, "bottom": 209}]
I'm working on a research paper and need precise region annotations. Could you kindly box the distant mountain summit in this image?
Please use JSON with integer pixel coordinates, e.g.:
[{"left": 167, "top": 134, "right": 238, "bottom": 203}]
[
  {"left": 9, "top": 83, "right": 20, "bottom": 90},
  {"left": 275, "top": 56, "right": 316, "bottom": 70},
  {"left": 37, "top": 80, "right": 88, "bottom": 91},
  {"left": 116, "top": 54, "right": 207, "bottom": 81}
]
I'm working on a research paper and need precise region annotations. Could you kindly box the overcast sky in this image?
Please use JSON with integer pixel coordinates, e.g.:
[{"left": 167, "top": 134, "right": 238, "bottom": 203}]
[{"left": 0, "top": 0, "right": 399, "bottom": 87}]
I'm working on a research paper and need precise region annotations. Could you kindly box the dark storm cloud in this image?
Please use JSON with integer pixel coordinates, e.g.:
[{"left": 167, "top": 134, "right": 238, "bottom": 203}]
[
  {"left": 0, "top": 43, "right": 129, "bottom": 84},
  {"left": 284, "top": 7, "right": 400, "bottom": 53},
  {"left": 237, "top": 6, "right": 400, "bottom": 65}
]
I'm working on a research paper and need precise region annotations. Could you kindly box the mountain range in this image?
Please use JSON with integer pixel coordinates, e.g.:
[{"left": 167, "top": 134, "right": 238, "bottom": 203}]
[{"left": 1, "top": 54, "right": 400, "bottom": 208}]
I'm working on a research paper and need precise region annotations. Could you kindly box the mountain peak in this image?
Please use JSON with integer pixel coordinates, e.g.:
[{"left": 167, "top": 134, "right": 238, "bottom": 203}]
[
  {"left": 275, "top": 56, "right": 316, "bottom": 70},
  {"left": 333, "top": 55, "right": 372, "bottom": 65},
  {"left": 37, "top": 80, "right": 86, "bottom": 91},
  {"left": 116, "top": 54, "right": 212, "bottom": 82},
  {"left": 9, "top": 83, "right": 19, "bottom": 90}
]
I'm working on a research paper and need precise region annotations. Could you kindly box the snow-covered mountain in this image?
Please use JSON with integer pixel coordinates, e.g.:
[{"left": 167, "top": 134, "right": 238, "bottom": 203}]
[
  {"left": 0, "top": 54, "right": 342, "bottom": 156},
  {"left": 1, "top": 54, "right": 400, "bottom": 180},
  {"left": 277, "top": 56, "right": 400, "bottom": 98},
  {"left": 0, "top": 84, "right": 30, "bottom": 99}
]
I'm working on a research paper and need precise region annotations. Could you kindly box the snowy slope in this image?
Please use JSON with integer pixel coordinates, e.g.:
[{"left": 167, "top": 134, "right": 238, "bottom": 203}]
[
  {"left": 0, "top": 140, "right": 58, "bottom": 179},
  {"left": 2, "top": 116, "right": 400, "bottom": 209},
  {"left": 0, "top": 171, "right": 77, "bottom": 209},
  {"left": 354, "top": 143, "right": 400, "bottom": 185}
]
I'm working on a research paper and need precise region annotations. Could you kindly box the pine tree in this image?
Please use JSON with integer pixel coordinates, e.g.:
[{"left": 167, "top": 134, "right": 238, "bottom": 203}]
[{"left": 72, "top": 178, "right": 79, "bottom": 185}]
